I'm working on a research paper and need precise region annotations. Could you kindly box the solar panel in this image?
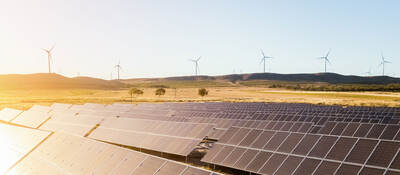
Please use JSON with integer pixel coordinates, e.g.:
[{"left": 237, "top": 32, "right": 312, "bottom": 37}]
[
  {"left": 263, "top": 132, "right": 289, "bottom": 151},
  {"left": 335, "top": 164, "right": 362, "bottom": 175},
  {"left": 367, "top": 141, "right": 400, "bottom": 167},
  {"left": 345, "top": 139, "right": 378, "bottom": 164},
  {"left": 50, "top": 103, "right": 72, "bottom": 111},
  {"left": 381, "top": 125, "right": 400, "bottom": 140},
  {"left": 211, "top": 145, "right": 235, "bottom": 164},
  {"left": 366, "top": 124, "right": 387, "bottom": 138},
  {"left": 330, "top": 122, "right": 347, "bottom": 135},
  {"left": 354, "top": 123, "right": 373, "bottom": 137},
  {"left": 0, "top": 108, "right": 22, "bottom": 122},
  {"left": 313, "top": 161, "right": 340, "bottom": 175},
  {"left": 292, "top": 134, "right": 321, "bottom": 155},
  {"left": 155, "top": 161, "right": 186, "bottom": 175},
  {"left": 11, "top": 110, "right": 52, "bottom": 128},
  {"left": 233, "top": 149, "right": 258, "bottom": 170},
  {"left": 276, "top": 133, "right": 305, "bottom": 153},
  {"left": 220, "top": 147, "right": 247, "bottom": 167},
  {"left": 341, "top": 123, "right": 360, "bottom": 136},
  {"left": 245, "top": 151, "right": 273, "bottom": 173},
  {"left": 308, "top": 136, "right": 338, "bottom": 158},
  {"left": 359, "top": 167, "right": 385, "bottom": 175},
  {"left": 132, "top": 156, "right": 166, "bottom": 175},
  {"left": 274, "top": 155, "right": 303, "bottom": 175},
  {"left": 325, "top": 137, "right": 357, "bottom": 161},
  {"left": 28, "top": 105, "right": 52, "bottom": 112},
  {"left": 226, "top": 128, "right": 251, "bottom": 145},
  {"left": 292, "top": 158, "right": 321, "bottom": 175},
  {"left": 7, "top": 132, "right": 220, "bottom": 175},
  {"left": 0, "top": 123, "right": 50, "bottom": 174},
  {"left": 258, "top": 153, "right": 287, "bottom": 175}
]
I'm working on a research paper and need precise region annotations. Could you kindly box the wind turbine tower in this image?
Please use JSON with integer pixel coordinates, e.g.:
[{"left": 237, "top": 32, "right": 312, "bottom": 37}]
[
  {"left": 189, "top": 57, "right": 201, "bottom": 76},
  {"left": 41, "top": 45, "right": 55, "bottom": 73},
  {"left": 115, "top": 61, "right": 122, "bottom": 80},
  {"left": 260, "top": 49, "right": 273, "bottom": 73},
  {"left": 379, "top": 53, "right": 391, "bottom": 76},
  {"left": 318, "top": 49, "right": 331, "bottom": 73}
]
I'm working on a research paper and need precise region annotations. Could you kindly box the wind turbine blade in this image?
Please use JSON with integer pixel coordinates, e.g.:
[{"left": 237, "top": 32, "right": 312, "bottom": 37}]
[
  {"left": 197, "top": 56, "right": 201, "bottom": 61},
  {"left": 260, "top": 49, "right": 265, "bottom": 57},
  {"left": 49, "top": 45, "right": 55, "bottom": 52},
  {"left": 260, "top": 58, "right": 264, "bottom": 64},
  {"left": 41, "top": 48, "right": 49, "bottom": 52},
  {"left": 326, "top": 59, "right": 332, "bottom": 65},
  {"left": 385, "top": 60, "right": 391, "bottom": 63},
  {"left": 326, "top": 49, "right": 331, "bottom": 58}
]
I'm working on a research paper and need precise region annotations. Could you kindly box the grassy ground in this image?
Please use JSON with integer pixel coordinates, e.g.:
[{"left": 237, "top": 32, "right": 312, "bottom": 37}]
[{"left": 1, "top": 87, "right": 400, "bottom": 110}]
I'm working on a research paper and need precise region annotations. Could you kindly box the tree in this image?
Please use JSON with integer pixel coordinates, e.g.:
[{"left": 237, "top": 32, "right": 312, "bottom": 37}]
[
  {"left": 128, "top": 88, "right": 143, "bottom": 103},
  {"left": 198, "top": 88, "right": 208, "bottom": 97},
  {"left": 155, "top": 88, "right": 166, "bottom": 97}
]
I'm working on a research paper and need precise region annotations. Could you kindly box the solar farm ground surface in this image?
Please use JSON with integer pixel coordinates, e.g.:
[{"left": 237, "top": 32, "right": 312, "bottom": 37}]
[{"left": 1, "top": 87, "right": 400, "bottom": 111}]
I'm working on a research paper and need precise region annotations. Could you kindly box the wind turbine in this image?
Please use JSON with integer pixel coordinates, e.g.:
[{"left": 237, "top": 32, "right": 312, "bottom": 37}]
[
  {"left": 115, "top": 60, "right": 122, "bottom": 80},
  {"left": 260, "top": 49, "right": 273, "bottom": 73},
  {"left": 317, "top": 49, "right": 331, "bottom": 73},
  {"left": 189, "top": 57, "right": 201, "bottom": 76},
  {"left": 364, "top": 67, "right": 373, "bottom": 76},
  {"left": 41, "top": 45, "right": 55, "bottom": 73},
  {"left": 379, "top": 53, "right": 391, "bottom": 76}
]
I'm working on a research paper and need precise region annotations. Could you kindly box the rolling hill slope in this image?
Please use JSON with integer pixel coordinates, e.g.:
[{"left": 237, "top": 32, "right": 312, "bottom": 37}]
[
  {"left": 0, "top": 73, "right": 123, "bottom": 90},
  {"left": 124, "top": 73, "right": 400, "bottom": 85}
]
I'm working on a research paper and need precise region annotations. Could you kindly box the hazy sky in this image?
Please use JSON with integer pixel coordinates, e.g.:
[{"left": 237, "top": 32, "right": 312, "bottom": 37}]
[{"left": 0, "top": 0, "right": 399, "bottom": 79}]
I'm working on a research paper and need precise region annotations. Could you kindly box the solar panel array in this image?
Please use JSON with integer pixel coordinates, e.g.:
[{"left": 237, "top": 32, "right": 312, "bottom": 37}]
[
  {"left": 202, "top": 126, "right": 400, "bottom": 175},
  {"left": 7, "top": 132, "right": 219, "bottom": 175},
  {"left": 3, "top": 102, "right": 400, "bottom": 175},
  {"left": 0, "top": 123, "right": 50, "bottom": 174}
]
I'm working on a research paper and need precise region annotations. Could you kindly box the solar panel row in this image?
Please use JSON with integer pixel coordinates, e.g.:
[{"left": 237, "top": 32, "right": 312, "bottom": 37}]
[
  {"left": 6, "top": 132, "right": 220, "bottom": 175},
  {"left": 318, "top": 121, "right": 400, "bottom": 140},
  {"left": 203, "top": 126, "right": 400, "bottom": 175}
]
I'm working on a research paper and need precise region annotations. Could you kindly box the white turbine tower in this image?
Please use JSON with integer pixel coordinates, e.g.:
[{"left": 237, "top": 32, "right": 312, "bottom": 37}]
[
  {"left": 41, "top": 45, "right": 55, "bottom": 73},
  {"left": 115, "top": 60, "right": 122, "bottom": 80},
  {"left": 189, "top": 57, "right": 201, "bottom": 76},
  {"left": 379, "top": 53, "right": 391, "bottom": 76},
  {"left": 317, "top": 49, "right": 331, "bottom": 73},
  {"left": 260, "top": 49, "right": 273, "bottom": 73}
]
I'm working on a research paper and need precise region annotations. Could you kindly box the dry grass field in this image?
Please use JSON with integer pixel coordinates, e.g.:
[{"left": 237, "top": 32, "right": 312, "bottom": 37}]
[{"left": 1, "top": 87, "right": 400, "bottom": 110}]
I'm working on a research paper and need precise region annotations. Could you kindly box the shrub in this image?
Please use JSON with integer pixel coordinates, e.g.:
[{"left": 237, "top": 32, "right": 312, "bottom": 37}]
[
  {"left": 155, "top": 88, "right": 166, "bottom": 97},
  {"left": 198, "top": 88, "right": 208, "bottom": 97}
]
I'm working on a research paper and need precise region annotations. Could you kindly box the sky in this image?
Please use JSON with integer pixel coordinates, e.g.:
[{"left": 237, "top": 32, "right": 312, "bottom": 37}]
[{"left": 0, "top": 0, "right": 399, "bottom": 79}]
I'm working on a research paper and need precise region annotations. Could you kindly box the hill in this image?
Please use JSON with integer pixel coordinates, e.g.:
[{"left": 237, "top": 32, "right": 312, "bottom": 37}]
[
  {"left": 0, "top": 73, "right": 123, "bottom": 90},
  {"left": 124, "top": 73, "right": 400, "bottom": 85}
]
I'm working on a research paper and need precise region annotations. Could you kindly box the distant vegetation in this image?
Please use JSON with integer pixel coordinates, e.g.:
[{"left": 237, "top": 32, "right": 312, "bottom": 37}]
[
  {"left": 198, "top": 88, "right": 208, "bottom": 97},
  {"left": 264, "top": 83, "right": 400, "bottom": 92},
  {"left": 128, "top": 88, "right": 143, "bottom": 102},
  {"left": 155, "top": 88, "right": 166, "bottom": 97}
]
